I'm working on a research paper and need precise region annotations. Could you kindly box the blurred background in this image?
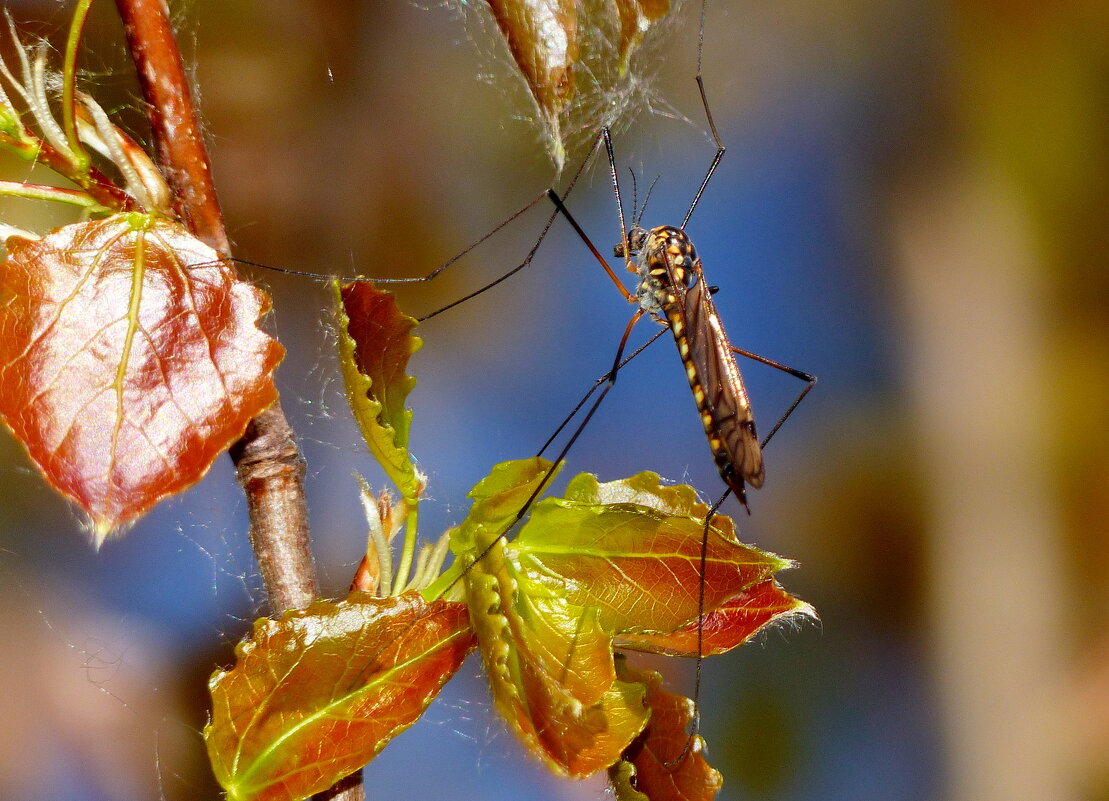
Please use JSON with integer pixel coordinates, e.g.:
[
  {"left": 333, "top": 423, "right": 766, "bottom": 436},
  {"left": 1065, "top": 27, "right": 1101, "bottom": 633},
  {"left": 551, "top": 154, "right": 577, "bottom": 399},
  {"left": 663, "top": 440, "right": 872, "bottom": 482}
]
[{"left": 1, "top": 1, "right": 1106, "bottom": 799}]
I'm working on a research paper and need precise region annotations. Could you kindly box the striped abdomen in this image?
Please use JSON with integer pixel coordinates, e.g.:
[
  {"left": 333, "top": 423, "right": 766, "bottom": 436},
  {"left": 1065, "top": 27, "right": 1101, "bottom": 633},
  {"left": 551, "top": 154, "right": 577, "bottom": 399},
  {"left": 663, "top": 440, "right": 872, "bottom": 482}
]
[{"left": 637, "top": 226, "right": 764, "bottom": 502}]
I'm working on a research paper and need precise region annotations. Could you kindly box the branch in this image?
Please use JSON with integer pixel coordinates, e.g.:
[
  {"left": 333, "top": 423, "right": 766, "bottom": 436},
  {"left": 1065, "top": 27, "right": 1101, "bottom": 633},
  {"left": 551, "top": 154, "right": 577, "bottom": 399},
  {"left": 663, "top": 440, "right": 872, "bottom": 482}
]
[
  {"left": 113, "top": 0, "right": 318, "bottom": 614},
  {"left": 112, "top": 4, "right": 358, "bottom": 796}
]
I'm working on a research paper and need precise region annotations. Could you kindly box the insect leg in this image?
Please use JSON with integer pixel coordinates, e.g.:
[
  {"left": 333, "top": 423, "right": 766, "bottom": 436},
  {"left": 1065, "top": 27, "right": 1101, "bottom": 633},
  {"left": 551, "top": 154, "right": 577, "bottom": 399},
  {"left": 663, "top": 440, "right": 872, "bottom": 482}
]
[
  {"left": 664, "top": 484, "right": 732, "bottom": 770},
  {"left": 418, "top": 198, "right": 560, "bottom": 321},
  {"left": 224, "top": 131, "right": 611, "bottom": 309},
  {"left": 681, "top": 0, "right": 726, "bottom": 230},
  {"left": 222, "top": 189, "right": 549, "bottom": 285},
  {"left": 536, "top": 327, "right": 668, "bottom": 459},
  {"left": 730, "top": 346, "right": 817, "bottom": 449},
  {"left": 546, "top": 188, "right": 636, "bottom": 301},
  {"left": 421, "top": 306, "right": 648, "bottom": 608},
  {"left": 417, "top": 129, "right": 610, "bottom": 318},
  {"left": 341, "top": 321, "right": 640, "bottom": 690}
]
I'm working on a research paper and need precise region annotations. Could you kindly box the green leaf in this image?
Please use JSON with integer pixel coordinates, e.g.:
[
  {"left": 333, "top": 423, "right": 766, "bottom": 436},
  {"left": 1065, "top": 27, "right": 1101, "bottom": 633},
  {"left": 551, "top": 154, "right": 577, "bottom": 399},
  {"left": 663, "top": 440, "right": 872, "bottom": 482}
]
[
  {"left": 446, "top": 460, "right": 811, "bottom": 781},
  {"left": 518, "top": 471, "right": 795, "bottom": 639},
  {"left": 205, "top": 592, "right": 475, "bottom": 801},
  {"left": 450, "top": 457, "right": 651, "bottom": 777},
  {"left": 333, "top": 281, "right": 421, "bottom": 500}
]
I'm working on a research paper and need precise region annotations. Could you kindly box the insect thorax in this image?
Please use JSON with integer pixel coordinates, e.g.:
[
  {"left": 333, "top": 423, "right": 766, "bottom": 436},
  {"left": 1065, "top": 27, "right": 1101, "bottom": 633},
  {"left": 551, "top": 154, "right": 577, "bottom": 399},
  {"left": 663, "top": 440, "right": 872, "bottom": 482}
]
[{"left": 629, "top": 225, "right": 699, "bottom": 315}]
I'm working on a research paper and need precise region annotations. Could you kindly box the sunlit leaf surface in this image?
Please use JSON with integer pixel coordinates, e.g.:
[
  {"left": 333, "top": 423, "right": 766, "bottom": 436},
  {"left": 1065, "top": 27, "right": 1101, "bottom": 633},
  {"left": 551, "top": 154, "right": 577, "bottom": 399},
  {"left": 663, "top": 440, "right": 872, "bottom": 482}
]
[
  {"left": 334, "top": 281, "right": 422, "bottom": 500},
  {"left": 616, "top": 577, "right": 815, "bottom": 657},
  {"left": 453, "top": 458, "right": 650, "bottom": 777},
  {"left": 609, "top": 658, "right": 722, "bottom": 801},
  {"left": 527, "top": 471, "right": 798, "bottom": 643},
  {"left": 0, "top": 216, "right": 281, "bottom": 543},
  {"left": 450, "top": 460, "right": 809, "bottom": 779},
  {"left": 206, "top": 592, "right": 476, "bottom": 801}
]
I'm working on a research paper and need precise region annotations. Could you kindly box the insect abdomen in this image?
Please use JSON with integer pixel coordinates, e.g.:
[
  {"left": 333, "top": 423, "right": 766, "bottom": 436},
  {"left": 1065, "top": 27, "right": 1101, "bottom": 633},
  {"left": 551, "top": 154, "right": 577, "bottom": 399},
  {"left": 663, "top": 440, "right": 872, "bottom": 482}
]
[{"left": 667, "top": 306, "right": 764, "bottom": 500}]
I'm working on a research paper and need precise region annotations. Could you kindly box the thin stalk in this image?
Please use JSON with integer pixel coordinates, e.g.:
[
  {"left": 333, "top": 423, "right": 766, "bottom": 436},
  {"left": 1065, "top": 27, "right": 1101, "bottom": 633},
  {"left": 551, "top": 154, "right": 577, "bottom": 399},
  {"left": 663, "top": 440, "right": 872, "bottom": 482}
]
[
  {"left": 0, "top": 179, "right": 108, "bottom": 210},
  {"left": 111, "top": 2, "right": 353, "bottom": 798},
  {"left": 391, "top": 504, "right": 419, "bottom": 595},
  {"left": 61, "top": 0, "right": 93, "bottom": 169},
  {"left": 112, "top": 0, "right": 318, "bottom": 612}
]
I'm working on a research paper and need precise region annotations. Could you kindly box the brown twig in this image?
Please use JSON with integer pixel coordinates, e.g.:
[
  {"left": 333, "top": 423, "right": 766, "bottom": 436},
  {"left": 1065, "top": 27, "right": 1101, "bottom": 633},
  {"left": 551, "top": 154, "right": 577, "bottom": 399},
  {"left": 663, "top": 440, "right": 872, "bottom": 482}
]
[
  {"left": 113, "top": 0, "right": 227, "bottom": 250},
  {"left": 112, "top": 0, "right": 319, "bottom": 613},
  {"left": 113, "top": 3, "right": 360, "bottom": 797}
]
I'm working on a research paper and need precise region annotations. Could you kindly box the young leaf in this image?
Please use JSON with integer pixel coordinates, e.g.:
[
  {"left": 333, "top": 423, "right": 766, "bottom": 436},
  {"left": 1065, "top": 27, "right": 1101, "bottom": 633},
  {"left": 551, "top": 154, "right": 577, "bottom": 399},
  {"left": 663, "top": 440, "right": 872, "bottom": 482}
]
[
  {"left": 615, "top": 577, "right": 816, "bottom": 657},
  {"left": 205, "top": 592, "right": 476, "bottom": 801},
  {"left": 518, "top": 471, "right": 799, "bottom": 644},
  {"left": 480, "top": 0, "right": 676, "bottom": 166},
  {"left": 334, "top": 281, "right": 422, "bottom": 502},
  {"left": 608, "top": 657, "right": 723, "bottom": 801},
  {"left": 452, "top": 457, "right": 651, "bottom": 778},
  {"left": 450, "top": 460, "right": 810, "bottom": 780},
  {"left": 0, "top": 215, "right": 282, "bottom": 543}
]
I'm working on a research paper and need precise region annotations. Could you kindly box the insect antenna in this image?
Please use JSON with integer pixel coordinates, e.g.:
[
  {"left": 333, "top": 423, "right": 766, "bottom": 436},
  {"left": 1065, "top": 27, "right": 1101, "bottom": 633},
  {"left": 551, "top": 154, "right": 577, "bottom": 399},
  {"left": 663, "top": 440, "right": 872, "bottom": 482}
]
[
  {"left": 633, "top": 173, "right": 662, "bottom": 230},
  {"left": 627, "top": 169, "right": 639, "bottom": 228}
]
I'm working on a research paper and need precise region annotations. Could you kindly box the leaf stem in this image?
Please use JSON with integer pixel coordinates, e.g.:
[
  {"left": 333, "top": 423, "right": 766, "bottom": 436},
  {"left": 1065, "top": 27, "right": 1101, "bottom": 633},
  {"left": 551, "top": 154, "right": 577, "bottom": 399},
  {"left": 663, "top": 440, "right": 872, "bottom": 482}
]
[
  {"left": 112, "top": 0, "right": 317, "bottom": 600},
  {"left": 61, "top": 0, "right": 93, "bottom": 170},
  {"left": 421, "top": 560, "right": 464, "bottom": 602},
  {"left": 392, "top": 503, "right": 419, "bottom": 595},
  {"left": 0, "top": 179, "right": 107, "bottom": 210},
  {"left": 112, "top": 0, "right": 228, "bottom": 249},
  {"left": 0, "top": 133, "right": 133, "bottom": 210}
]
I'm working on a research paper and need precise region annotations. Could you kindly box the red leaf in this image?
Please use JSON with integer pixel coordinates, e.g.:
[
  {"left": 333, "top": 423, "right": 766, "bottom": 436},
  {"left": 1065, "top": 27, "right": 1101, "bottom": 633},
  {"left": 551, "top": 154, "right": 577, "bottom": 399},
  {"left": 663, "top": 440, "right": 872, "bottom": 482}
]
[
  {"left": 519, "top": 471, "right": 797, "bottom": 642},
  {"left": 615, "top": 578, "right": 816, "bottom": 657},
  {"left": 335, "top": 281, "right": 422, "bottom": 501},
  {"left": 609, "top": 658, "right": 722, "bottom": 801},
  {"left": 448, "top": 461, "right": 811, "bottom": 779},
  {"left": 205, "top": 592, "right": 476, "bottom": 801},
  {"left": 0, "top": 216, "right": 282, "bottom": 542}
]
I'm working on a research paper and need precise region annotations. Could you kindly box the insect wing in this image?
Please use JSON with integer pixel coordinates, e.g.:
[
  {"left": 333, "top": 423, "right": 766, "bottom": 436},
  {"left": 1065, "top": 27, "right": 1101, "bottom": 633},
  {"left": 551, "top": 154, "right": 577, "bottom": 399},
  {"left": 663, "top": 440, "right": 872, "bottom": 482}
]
[{"left": 666, "top": 266, "right": 764, "bottom": 494}]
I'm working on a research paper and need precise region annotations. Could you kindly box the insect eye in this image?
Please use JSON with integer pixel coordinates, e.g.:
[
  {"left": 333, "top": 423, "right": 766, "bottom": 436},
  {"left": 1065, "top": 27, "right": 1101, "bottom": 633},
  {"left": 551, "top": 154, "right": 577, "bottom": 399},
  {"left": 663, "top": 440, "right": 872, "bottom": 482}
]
[{"left": 616, "top": 227, "right": 648, "bottom": 258}]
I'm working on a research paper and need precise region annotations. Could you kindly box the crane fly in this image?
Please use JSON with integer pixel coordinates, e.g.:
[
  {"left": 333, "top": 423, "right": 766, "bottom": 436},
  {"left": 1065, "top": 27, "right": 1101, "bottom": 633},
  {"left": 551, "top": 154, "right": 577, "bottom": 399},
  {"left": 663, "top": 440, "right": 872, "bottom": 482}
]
[
  {"left": 542, "top": 126, "right": 815, "bottom": 513},
  {"left": 646, "top": 226, "right": 763, "bottom": 492},
  {"left": 533, "top": 57, "right": 817, "bottom": 760},
  {"left": 628, "top": 221, "right": 764, "bottom": 504}
]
